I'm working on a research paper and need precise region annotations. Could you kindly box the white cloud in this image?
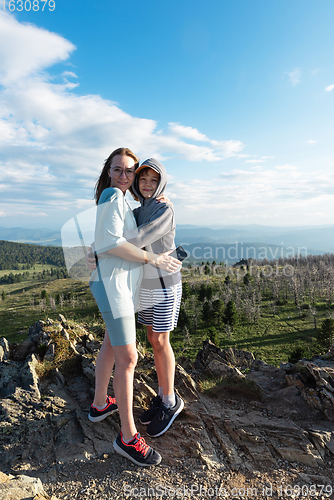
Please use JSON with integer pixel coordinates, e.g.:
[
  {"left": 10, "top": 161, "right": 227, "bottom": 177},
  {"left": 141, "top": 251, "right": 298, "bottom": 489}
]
[
  {"left": 168, "top": 122, "right": 208, "bottom": 141},
  {"left": 167, "top": 123, "right": 243, "bottom": 159},
  {"left": 167, "top": 165, "right": 334, "bottom": 225},
  {"left": 0, "top": 12, "right": 75, "bottom": 85},
  {"left": 325, "top": 84, "right": 334, "bottom": 92},
  {"left": 3, "top": 12, "right": 328, "bottom": 228},
  {"left": 0, "top": 209, "right": 47, "bottom": 218},
  {"left": 210, "top": 139, "right": 244, "bottom": 158},
  {"left": 307, "top": 140, "right": 317, "bottom": 144},
  {"left": 62, "top": 71, "right": 78, "bottom": 78},
  {"left": 287, "top": 68, "right": 301, "bottom": 86},
  {"left": 0, "top": 11, "right": 248, "bottom": 226}
]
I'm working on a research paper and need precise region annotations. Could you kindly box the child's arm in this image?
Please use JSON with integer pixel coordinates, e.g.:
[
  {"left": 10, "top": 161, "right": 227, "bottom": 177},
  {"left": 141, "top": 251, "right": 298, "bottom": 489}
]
[{"left": 125, "top": 204, "right": 174, "bottom": 249}]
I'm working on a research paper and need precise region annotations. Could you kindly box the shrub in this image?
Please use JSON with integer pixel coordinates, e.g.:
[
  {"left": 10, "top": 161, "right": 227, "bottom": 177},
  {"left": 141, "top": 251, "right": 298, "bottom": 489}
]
[
  {"left": 202, "top": 301, "right": 212, "bottom": 327},
  {"left": 207, "top": 326, "right": 218, "bottom": 346},
  {"left": 40, "top": 289, "right": 49, "bottom": 306},
  {"left": 317, "top": 318, "right": 334, "bottom": 350},
  {"left": 178, "top": 304, "right": 189, "bottom": 329},
  {"left": 182, "top": 282, "right": 191, "bottom": 300},
  {"left": 223, "top": 300, "right": 238, "bottom": 329},
  {"left": 288, "top": 347, "right": 310, "bottom": 364},
  {"left": 243, "top": 273, "right": 251, "bottom": 286}
]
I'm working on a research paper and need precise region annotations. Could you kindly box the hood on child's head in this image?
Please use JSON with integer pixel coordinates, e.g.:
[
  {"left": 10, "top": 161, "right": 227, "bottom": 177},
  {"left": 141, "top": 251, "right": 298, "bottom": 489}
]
[{"left": 132, "top": 158, "right": 167, "bottom": 202}]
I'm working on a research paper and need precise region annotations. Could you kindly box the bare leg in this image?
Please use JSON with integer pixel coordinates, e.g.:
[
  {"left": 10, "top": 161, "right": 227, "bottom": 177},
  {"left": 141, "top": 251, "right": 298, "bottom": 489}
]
[
  {"left": 93, "top": 329, "right": 115, "bottom": 407},
  {"left": 112, "top": 342, "right": 138, "bottom": 441},
  {"left": 147, "top": 326, "right": 175, "bottom": 396}
]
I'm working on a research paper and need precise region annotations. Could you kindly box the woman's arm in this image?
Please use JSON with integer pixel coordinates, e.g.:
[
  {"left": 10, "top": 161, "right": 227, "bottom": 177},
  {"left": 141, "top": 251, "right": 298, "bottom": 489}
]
[
  {"left": 86, "top": 241, "right": 180, "bottom": 273},
  {"left": 108, "top": 242, "right": 180, "bottom": 272},
  {"left": 125, "top": 204, "right": 173, "bottom": 249},
  {"left": 86, "top": 189, "right": 179, "bottom": 272}
]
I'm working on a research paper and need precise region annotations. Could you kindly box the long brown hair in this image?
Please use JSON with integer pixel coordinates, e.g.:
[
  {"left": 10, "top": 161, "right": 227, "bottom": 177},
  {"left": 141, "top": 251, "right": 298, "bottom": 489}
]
[{"left": 94, "top": 147, "right": 139, "bottom": 204}]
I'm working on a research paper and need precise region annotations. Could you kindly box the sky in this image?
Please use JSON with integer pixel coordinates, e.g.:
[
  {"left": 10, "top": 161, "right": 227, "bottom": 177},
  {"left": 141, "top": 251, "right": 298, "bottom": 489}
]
[{"left": 0, "top": 0, "right": 334, "bottom": 230}]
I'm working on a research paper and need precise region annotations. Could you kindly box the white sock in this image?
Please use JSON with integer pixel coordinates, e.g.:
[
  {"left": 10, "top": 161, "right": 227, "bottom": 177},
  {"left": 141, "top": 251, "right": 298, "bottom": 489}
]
[
  {"left": 95, "top": 402, "right": 107, "bottom": 410},
  {"left": 163, "top": 393, "right": 176, "bottom": 408},
  {"left": 123, "top": 435, "right": 136, "bottom": 444},
  {"left": 158, "top": 386, "right": 163, "bottom": 398}
]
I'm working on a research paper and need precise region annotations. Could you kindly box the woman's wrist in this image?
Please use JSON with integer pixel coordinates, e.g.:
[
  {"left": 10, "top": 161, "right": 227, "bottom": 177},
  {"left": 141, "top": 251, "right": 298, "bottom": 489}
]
[{"left": 144, "top": 250, "right": 158, "bottom": 266}]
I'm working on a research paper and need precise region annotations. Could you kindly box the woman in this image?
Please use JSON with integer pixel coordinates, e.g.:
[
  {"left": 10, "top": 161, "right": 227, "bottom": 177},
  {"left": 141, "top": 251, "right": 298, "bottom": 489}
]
[{"left": 88, "top": 147, "right": 180, "bottom": 467}]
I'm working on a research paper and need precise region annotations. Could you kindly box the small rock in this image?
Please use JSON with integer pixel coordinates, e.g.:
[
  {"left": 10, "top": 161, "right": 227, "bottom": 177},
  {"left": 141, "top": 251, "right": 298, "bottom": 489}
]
[
  {"left": 61, "top": 328, "right": 70, "bottom": 341},
  {"left": 44, "top": 343, "right": 55, "bottom": 361},
  {"left": 0, "top": 337, "right": 10, "bottom": 362},
  {"left": 58, "top": 314, "right": 68, "bottom": 327},
  {"left": 21, "top": 354, "right": 41, "bottom": 399}
]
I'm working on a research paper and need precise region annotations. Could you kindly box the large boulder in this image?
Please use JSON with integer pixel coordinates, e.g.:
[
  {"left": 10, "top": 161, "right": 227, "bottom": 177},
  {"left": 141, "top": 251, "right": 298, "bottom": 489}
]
[
  {"left": 0, "top": 472, "right": 59, "bottom": 499},
  {"left": 196, "top": 340, "right": 259, "bottom": 371},
  {"left": 207, "top": 360, "right": 245, "bottom": 379}
]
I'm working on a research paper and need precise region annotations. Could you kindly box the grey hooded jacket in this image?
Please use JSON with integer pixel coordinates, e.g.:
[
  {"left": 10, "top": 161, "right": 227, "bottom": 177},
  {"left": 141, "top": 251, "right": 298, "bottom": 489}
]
[{"left": 125, "top": 158, "right": 181, "bottom": 288}]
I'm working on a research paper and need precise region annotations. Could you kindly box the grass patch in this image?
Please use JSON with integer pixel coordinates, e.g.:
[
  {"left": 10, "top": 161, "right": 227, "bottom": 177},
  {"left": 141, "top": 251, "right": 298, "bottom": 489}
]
[
  {"left": 1, "top": 260, "right": 333, "bottom": 369},
  {"left": 0, "top": 276, "right": 101, "bottom": 343},
  {"left": 199, "top": 374, "right": 263, "bottom": 401}
]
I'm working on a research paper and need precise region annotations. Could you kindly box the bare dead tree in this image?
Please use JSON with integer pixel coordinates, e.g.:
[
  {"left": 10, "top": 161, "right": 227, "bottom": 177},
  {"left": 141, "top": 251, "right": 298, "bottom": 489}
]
[{"left": 309, "top": 305, "right": 317, "bottom": 330}]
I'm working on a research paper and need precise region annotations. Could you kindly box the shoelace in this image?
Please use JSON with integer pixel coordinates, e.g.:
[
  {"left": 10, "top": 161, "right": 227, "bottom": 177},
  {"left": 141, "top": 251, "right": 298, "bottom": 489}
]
[
  {"left": 157, "top": 404, "right": 171, "bottom": 421},
  {"left": 132, "top": 434, "right": 149, "bottom": 455},
  {"left": 106, "top": 396, "right": 116, "bottom": 405}
]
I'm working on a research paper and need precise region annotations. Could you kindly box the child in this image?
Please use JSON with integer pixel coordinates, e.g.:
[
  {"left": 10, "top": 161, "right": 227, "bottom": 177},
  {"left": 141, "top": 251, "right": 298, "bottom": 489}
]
[{"left": 126, "top": 158, "right": 184, "bottom": 437}]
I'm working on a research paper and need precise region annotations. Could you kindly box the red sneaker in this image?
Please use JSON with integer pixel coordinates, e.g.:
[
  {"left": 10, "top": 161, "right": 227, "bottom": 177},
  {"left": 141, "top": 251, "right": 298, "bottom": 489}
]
[
  {"left": 88, "top": 396, "right": 118, "bottom": 422},
  {"left": 113, "top": 432, "right": 161, "bottom": 466}
]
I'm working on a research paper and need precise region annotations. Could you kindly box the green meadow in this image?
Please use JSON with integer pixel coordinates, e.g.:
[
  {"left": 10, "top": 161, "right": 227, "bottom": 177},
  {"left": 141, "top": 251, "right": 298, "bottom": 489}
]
[{"left": 1, "top": 254, "right": 333, "bottom": 366}]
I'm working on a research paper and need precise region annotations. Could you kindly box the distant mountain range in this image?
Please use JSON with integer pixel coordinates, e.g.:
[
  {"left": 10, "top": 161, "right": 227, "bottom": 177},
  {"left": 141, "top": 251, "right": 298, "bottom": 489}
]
[
  {"left": 0, "top": 224, "right": 333, "bottom": 259},
  {"left": 175, "top": 224, "right": 334, "bottom": 255},
  {"left": 0, "top": 226, "right": 62, "bottom": 246}
]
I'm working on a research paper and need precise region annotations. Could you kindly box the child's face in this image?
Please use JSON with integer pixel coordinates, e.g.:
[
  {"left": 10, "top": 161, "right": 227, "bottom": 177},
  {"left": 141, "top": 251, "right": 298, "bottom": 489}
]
[{"left": 138, "top": 168, "right": 160, "bottom": 199}]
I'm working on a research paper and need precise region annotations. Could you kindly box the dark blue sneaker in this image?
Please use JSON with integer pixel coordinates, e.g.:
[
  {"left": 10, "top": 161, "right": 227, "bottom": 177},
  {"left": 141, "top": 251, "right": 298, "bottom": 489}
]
[
  {"left": 139, "top": 395, "right": 162, "bottom": 425},
  {"left": 88, "top": 396, "right": 118, "bottom": 422},
  {"left": 113, "top": 432, "right": 161, "bottom": 466},
  {"left": 146, "top": 394, "right": 184, "bottom": 437}
]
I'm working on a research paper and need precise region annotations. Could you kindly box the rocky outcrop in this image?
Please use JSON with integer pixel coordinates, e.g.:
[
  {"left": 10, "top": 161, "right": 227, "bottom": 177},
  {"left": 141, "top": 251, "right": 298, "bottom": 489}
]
[
  {"left": 195, "top": 340, "right": 266, "bottom": 372},
  {"left": 281, "top": 358, "right": 334, "bottom": 421},
  {"left": 0, "top": 471, "right": 58, "bottom": 499},
  {"left": 1, "top": 319, "right": 334, "bottom": 486}
]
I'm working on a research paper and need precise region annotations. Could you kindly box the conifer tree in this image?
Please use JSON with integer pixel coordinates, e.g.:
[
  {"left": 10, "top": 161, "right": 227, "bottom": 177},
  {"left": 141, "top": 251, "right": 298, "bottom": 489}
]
[
  {"left": 317, "top": 318, "right": 334, "bottom": 350},
  {"left": 223, "top": 300, "right": 238, "bottom": 330}
]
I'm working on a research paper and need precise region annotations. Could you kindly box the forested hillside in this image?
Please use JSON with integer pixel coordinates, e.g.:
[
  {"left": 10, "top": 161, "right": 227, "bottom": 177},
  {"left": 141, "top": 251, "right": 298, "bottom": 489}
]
[{"left": 0, "top": 240, "right": 66, "bottom": 270}]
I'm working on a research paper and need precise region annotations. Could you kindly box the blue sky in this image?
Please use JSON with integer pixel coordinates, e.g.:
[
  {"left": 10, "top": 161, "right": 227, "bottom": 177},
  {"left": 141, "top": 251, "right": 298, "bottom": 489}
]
[{"left": 0, "top": 0, "right": 334, "bottom": 230}]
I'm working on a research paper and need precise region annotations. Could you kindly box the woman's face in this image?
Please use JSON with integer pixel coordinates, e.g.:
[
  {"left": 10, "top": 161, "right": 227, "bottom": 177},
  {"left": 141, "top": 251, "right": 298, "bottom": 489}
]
[{"left": 108, "top": 154, "right": 135, "bottom": 193}]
